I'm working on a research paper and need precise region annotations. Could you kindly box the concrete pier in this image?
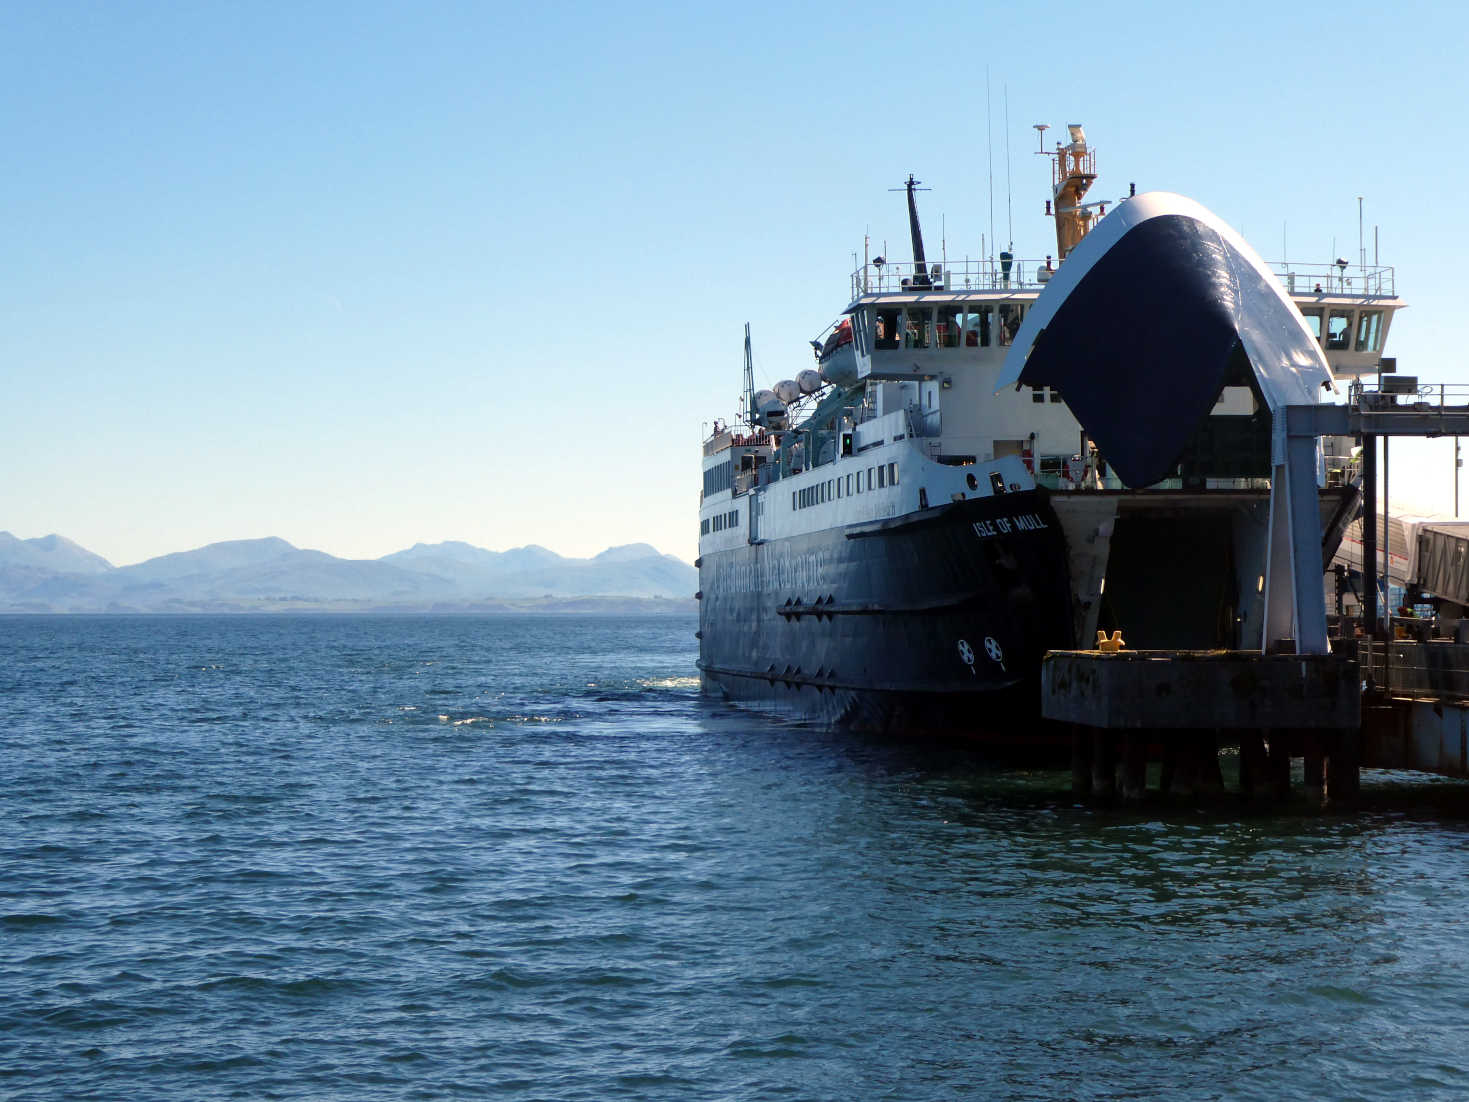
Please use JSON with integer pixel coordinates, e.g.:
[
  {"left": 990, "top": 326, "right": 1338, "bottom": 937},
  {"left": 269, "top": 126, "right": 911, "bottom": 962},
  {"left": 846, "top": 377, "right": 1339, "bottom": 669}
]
[{"left": 1043, "top": 651, "right": 1361, "bottom": 803}]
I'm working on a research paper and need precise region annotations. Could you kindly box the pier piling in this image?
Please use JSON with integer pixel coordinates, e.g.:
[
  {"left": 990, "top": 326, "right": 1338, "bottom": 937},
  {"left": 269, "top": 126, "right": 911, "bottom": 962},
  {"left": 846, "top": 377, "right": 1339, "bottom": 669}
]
[
  {"left": 1303, "top": 730, "right": 1326, "bottom": 805},
  {"left": 1070, "top": 724, "right": 1093, "bottom": 799},
  {"left": 1120, "top": 731, "right": 1148, "bottom": 801},
  {"left": 1091, "top": 729, "right": 1117, "bottom": 800},
  {"left": 1238, "top": 729, "right": 1268, "bottom": 799},
  {"left": 1326, "top": 725, "right": 1361, "bottom": 804}
]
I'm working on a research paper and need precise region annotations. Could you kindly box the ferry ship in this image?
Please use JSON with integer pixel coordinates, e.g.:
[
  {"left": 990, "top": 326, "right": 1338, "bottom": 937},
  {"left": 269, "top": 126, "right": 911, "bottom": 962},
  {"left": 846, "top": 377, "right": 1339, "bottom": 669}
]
[{"left": 696, "top": 126, "right": 1404, "bottom": 739}]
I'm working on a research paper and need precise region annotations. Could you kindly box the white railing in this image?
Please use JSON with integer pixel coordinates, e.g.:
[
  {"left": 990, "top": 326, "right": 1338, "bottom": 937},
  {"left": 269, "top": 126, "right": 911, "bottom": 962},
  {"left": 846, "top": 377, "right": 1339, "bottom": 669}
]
[
  {"left": 1352, "top": 381, "right": 1469, "bottom": 410},
  {"left": 1272, "top": 262, "right": 1396, "bottom": 298},
  {"left": 849, "top": 257, "right": 1397, "bottom": 301},
  {"left": 850, "top": 258, "right": 1054, "bottom": 299}
]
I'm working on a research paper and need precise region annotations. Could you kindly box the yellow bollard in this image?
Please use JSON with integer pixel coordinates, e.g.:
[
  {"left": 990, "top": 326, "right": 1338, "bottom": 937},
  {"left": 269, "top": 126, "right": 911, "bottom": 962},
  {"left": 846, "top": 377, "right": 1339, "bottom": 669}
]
[{"left": 1096, "top": 630, "right": 1126, "bottom": 653}]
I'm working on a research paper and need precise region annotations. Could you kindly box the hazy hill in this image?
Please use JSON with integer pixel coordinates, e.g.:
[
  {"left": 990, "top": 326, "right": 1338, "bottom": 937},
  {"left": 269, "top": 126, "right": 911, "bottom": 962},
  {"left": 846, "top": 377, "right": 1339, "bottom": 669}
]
[
  {"left": 116, "top": 537, "right": 297, "bottom": 582},
  {"left": 0, "top": 534, "right": 696, "bottom": 612},
  {"left": 380, "top": 541, "right": 564, "bottom": 576},
  {"left": 592, "top": 543, "right": 664, "bottom": 563},
  {"left": 0, "top": 531, "right": 114, "bottom": 574},
  {"left": 378, "top": 540, "right": 695, "bottom": 599}
]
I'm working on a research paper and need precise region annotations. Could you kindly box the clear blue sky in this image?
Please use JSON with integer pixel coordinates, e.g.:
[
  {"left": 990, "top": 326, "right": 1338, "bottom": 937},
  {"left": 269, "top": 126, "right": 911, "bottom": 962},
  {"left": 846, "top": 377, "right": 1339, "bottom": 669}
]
[{"left": 4, "top": 0, "right": 1465, "bottom": 566}]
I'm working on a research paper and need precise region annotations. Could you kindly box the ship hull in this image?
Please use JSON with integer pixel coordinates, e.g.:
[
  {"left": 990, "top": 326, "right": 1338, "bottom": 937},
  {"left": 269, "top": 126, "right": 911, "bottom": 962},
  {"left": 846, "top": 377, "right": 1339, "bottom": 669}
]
[{"left": 697, "top": 489, "right": 1074, "bottom": 743}]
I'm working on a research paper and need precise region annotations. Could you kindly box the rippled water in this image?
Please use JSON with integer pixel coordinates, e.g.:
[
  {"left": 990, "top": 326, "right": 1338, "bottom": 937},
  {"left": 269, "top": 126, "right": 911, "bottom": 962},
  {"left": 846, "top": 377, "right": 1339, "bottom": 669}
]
[{"left": 5, "top": 613, "right": 1469, "bottom": 1100}]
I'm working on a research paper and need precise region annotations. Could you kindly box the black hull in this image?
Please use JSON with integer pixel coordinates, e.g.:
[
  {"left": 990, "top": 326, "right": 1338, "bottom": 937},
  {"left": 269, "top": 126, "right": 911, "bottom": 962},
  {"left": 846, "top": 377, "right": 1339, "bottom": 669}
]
[{"left": 697, "top": 490, "right": 1074, "bottom": 742}]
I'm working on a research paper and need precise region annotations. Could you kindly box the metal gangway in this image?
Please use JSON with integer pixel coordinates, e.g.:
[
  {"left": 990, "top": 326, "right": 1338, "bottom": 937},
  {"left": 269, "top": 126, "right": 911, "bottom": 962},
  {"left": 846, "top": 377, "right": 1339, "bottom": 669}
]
[{"left": 1280, "top": 378, "right": 1469, "bottom": 653}]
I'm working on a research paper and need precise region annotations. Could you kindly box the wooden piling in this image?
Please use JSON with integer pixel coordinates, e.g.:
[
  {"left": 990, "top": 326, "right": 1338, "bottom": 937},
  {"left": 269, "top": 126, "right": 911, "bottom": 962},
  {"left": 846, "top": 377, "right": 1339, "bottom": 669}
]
[
  {"left": 1326, "top": 726, "right": 1361, "bottom": 804},
  {"left": 1238, "top": 729, "right": 1268, "bottom": 799},
  {"left": 1071, "top": 724, "right": 1093, "bottom": 799},
  {"left": 1265, "top": 728, "right": 1293, "bottom": 801},
  {"left": 1120, "top": 730, "right": 1148, "bottom": 801},
  {"left": 1158, "top": 732, "right": 1177, "bottom": 795},
  {"left": 1302, "top": 730, "right": 1326, "bottom": 805},
  {"left": 1196, "top": 730, "right": 1224, "bottom": 797},
  {"left": 1165, "top": 730, "right": 1198, "bottom": 798},
  {"left": 1091, "top": 729, "right": 1117, "bottom": 800}
]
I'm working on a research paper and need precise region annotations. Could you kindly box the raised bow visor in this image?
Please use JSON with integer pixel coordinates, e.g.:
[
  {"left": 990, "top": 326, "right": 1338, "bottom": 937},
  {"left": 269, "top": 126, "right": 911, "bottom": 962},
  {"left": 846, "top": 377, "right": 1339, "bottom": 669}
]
[{"left": 996, "top": 192, "right": 1333, "bottom": 488}]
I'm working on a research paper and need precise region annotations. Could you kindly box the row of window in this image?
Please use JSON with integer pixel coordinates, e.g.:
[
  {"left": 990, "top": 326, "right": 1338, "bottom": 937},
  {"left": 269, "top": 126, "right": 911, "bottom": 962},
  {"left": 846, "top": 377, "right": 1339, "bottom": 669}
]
[
  {"left": 703, "top": 458, "right": 733, "bottom": 497},
  {"left": 1301, "top": 308, "right": 1384, "bottom": 354},
  {"left": 1031, "top": 386, "right": 1063, "bottom": 404},
  {"left": 865, "top": 303, "right": 1027, "bottom": 353},
  {"left": 700, "top": 509, "right": 740, "bottom": 536},
  {"left": 793, "top": 462, "right": 899, "bottom": 510}
]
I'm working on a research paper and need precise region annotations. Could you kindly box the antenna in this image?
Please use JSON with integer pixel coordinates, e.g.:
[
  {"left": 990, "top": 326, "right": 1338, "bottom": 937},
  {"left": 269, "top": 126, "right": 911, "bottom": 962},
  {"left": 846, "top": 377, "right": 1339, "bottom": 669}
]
[
  {"left": 985, "top": 70, "right": 995, "bottom": 262},
  {"left": 1358, "top": 196, "right": 1365, "bottom": 274},
  {"left": 742, "top": 323, "right": 755, "bottom": 428},
  {"left": 1033, "top": 122, "right": 1049, "bottom": 153},
  {"left": 1004, "top": 84, "right": 1013, "bottom": 250}
]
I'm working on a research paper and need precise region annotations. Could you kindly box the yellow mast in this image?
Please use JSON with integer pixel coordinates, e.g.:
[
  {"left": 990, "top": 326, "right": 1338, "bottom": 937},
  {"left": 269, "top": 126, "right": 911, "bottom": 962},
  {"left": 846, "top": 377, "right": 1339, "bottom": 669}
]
[{"left": 1049, "top": 124, "right": 1098, "bottom": 260}]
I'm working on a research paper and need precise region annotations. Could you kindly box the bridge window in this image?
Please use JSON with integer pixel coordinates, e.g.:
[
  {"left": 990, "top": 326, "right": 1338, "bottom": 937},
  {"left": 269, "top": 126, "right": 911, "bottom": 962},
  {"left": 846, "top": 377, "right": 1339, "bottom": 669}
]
[
  {"left": 938, "top": 305, "right": 962, "bottom": 348},
  {"left": 962, "top": 304, "right": 992, "bottom": 347},
  {"left": 888, "top": 462, "right": 898, "bottom": 485},
  {"left": 877, "top": 465, "right": 887, "bottom": 489},
  {"left": 1300, "top": 308, "right": 1323, "bottom": 341},
  {"left": 903, "top": 307, "right": 931, "bottom": 350},
  {"left": 1326, "top": 311, "right": 1352, "bottom": 350},
  {"left": 876, "top": 308, "right": 901, "bottom": 350},
  {"left": 1356, "top": 310, "right": 1383, "bottom": 353},
  {"left": 999, "top": 304, "right": 1026, "bottom": 346}
]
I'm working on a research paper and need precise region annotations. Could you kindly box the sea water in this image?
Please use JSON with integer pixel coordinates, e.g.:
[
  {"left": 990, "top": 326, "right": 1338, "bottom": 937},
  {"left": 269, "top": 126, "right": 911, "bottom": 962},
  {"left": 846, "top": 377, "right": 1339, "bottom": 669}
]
[{"left": 4, "top": 613, "right": 1469, "bottom": 1100}]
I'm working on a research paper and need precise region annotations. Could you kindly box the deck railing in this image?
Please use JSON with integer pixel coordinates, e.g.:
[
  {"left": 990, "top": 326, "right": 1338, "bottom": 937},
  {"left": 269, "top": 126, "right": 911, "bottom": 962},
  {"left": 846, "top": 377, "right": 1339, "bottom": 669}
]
[
  {"left": 850, "top": 259, "right": 1054, "bottom": 299},
  {"left": 1356, "top": 639, "right": 1469, "bottom": 700},
  {"left": 1352, "top": 380, "right": 1469, "bottom": 411},
  {"left": 1275, "top": 262, "right": 1396, "bottom": 298},
  {"left": 849, "top": 258, "right": 1397, "bottom": 301}
]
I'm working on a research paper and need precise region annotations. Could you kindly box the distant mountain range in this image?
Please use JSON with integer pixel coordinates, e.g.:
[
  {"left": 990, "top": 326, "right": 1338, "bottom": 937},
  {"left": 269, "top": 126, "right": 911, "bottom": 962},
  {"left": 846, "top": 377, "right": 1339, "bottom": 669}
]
[{"left": 0, "top": 533, "right": 697, "bottom": 613}]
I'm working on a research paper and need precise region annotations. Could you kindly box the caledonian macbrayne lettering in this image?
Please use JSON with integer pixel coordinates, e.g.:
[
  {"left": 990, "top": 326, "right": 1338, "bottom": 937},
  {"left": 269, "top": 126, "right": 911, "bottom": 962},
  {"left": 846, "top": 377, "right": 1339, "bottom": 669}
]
[
  {"left": 708, "top": 549, "right": 831, "bottom": 595},
  {"left": 971, "top": 514, "right": 1049, "bottom": 539}
]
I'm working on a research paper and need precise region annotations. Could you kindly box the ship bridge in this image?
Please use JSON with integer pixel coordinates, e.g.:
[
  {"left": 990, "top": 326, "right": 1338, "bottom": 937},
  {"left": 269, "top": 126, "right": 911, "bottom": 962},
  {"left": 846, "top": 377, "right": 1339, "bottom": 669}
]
[{"left": 812, "top": 250, "right": 1404, "bottom": 496}]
